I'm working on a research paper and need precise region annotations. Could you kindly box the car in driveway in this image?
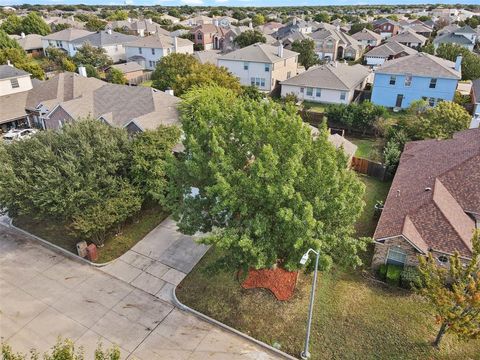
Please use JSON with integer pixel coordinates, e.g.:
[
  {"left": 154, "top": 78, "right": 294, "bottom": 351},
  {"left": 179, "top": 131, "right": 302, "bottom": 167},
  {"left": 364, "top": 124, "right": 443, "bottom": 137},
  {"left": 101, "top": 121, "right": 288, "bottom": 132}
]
[{"left": 2, "top": 128, "right": 37, "bottom": 143}]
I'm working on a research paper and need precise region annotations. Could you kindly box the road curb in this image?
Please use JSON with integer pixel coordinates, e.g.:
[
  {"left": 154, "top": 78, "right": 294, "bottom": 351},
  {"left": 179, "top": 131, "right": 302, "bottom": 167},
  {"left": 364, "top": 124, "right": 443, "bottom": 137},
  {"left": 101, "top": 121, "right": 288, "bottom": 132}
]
[
  {"left": 172, "top": 285, "right": 298, "bottom": 360},
  {"left": 6, "top": 218, "right": 113, "bottom": 268}
]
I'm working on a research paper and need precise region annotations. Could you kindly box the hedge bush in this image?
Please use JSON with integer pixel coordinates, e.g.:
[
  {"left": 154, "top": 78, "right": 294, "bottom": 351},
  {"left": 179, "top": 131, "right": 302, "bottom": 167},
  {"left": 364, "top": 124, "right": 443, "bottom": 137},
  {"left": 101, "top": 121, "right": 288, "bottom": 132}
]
[
  {"left": 400, "top": 266, "right": 423, "bottom": 289},
  {"left": 378, "top": 264, "right": 388, "bottom": 280},
  {"left": 386, "top": 264, "right": 402, "bottom": 286}
]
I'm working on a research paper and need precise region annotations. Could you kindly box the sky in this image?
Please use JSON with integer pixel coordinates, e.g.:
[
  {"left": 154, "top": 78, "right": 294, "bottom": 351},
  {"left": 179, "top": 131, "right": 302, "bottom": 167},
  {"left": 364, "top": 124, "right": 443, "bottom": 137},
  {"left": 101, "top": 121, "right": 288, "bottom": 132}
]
[{"left": 0, "top": 0, "right": 478, "bottom": 6}]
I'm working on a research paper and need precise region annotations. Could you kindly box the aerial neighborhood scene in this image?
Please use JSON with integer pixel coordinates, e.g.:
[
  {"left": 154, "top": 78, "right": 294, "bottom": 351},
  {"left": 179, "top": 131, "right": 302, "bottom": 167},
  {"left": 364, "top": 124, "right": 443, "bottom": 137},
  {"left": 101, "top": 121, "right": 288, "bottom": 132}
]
[{"left": 1, "top": 0, "right": 480, "bottom": 359}]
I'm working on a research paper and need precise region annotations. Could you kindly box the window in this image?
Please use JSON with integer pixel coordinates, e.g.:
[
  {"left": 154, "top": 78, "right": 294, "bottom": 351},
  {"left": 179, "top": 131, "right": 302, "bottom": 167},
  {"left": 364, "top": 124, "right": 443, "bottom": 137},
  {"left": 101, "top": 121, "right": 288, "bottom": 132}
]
[
  {"left": 340, "top": 91, "right": 346, "bottom": 100},
  {"left": 389, "top": 75, "right": 396, "bottom": 85},
  {"left": 386, "top": 247, "right": 407, "bottom": 266},
  {"left": 300, "top": 87, "right": 304, "bottom": 93},
  {"left": 438, "top": 255, "right": 449, "bottom": 264},
  {"left": 306, "top": 87, "right": 313, "bottom": 96},
  {"left": 404, "top": 74, "right": 412, "bottom": 87},
  {"left": 315, "top": 88, "right": 321, "bottom": 97},
  {"left": 151, "top": 48, "right": 155, "bottom": 55},
  {"left": 326, "top": 40, "right": 333, "bottom": 49},
  {"left": 265, "top": 64, "right": 270, "bottom": 72},
  {"left": 429, "top": 78, "right": 437, "bottom": 89},
  {"left": 244, "top": 62, "right": 249, "bottom": 70},
  {"left": 250, "top": 77, "right": 255, "bottom": 86},
  {"left": 139, "top": 47, "right": 142, "bottom": 54},
  {"left": 10, "top": 79, "right": 19, "bottom": 88},
  {"left": 197, "top": 33, "right": 203, "bottom": 40},
  {"left": 260, "top": 78, "right": 265, "bottom": 87},
  {"left": 287, "top": 71, "right": 291, "bottom": 79},
  {"left": 428, "top": 97, "right": 435, "bottom": 107}
]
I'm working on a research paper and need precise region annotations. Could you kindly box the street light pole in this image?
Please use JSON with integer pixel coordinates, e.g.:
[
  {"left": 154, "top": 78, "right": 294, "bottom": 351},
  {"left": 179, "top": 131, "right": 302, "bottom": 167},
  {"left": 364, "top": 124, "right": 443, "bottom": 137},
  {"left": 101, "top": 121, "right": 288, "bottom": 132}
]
[{"left": 300, "top": 248, "right": 320, "bottom": 360}]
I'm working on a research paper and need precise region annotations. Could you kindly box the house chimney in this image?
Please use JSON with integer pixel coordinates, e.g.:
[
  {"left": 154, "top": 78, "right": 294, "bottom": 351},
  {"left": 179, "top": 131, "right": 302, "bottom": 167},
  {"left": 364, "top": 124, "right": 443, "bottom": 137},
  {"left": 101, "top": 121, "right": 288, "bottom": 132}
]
[
  {"left": 7, "top": 59, "right": 12, "bottom": 67},
  {"left": 214, "top": 19, "right": 219, "bottom": 27},
  {"left": 107, "top": 28, "right": 112, "bottom": 35},
  {"left": 277, "top": 43, "right": 284, "bottom": 58},
  {"left": 70, "top": 15, "right": 74, "bottom": 22},
  {"left": 173, "top": 36, "right": 178, "bottom": 52},
  {"left": 249, "top": 21, "right": 253, "bottom": 29},
  {"left": 20, "top": 32, "right": 25, "bottom": 38},
  {"left": 165, "top": 88, "right": 174, "bottom": 96},
  {"left": 455, "top": 55, "right": 462, "bottom": 72},
  {"left": 78, "top": 65, "right": 87, "bottom": 77},
  {"left": 139, "top": 28, "right": 145, "bottom": 37},
  {"left": 148, "top": 18, "right": 153, "bottom": 24},
  {"left": 127, "top": 17, "right": 132, "bottom": 23},
  {"left": 293, "top": 17, "right": 297, "bottom": 25}
]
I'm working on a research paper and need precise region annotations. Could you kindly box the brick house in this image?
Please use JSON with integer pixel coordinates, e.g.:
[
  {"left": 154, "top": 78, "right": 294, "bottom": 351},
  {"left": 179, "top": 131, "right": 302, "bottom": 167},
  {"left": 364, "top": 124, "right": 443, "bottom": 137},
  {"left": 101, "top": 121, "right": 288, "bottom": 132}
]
[
  {"left": 372, "top": 129, "right": 480, "bottom": 269},
  {"left": 373, "top": 18, "right": 400, "bottom": 39},
  {"left": 191, "top": 24, "right": 228, "bottom": 50}
]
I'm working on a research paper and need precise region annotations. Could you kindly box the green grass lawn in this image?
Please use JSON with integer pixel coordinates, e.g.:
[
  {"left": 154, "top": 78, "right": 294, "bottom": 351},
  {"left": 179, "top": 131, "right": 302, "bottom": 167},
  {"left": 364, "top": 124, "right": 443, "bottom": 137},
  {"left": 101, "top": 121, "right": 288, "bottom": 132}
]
[
  {"left": 13, "top": 203, "right": 168, "bottom": 263},
  {"left": 140, "top": 80, "right": 153, "bottom": 87},
  {"left": 176, "top": 176, "right": 480, "bottom": 359},
  {"left": 346, "top": 136, "right": 384, "bottom": 162},
  {"left": 303, "top": 101, "right": 327, "bottom": 113}
]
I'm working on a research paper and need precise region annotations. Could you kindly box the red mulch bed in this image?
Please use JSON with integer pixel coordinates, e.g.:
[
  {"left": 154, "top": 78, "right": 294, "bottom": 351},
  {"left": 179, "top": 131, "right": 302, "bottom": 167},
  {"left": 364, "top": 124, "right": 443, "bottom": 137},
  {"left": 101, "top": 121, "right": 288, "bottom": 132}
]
[{"left": 241, "top": 267, "right": 298, "bottom": 301}]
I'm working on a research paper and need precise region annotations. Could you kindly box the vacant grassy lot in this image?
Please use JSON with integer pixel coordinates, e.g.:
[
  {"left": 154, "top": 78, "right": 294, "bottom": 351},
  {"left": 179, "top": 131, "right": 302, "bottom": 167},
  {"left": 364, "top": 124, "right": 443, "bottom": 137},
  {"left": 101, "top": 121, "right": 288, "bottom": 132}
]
[
  {"left": 176, "top": 176, "right": 479, "bottom": 359},
  {"left": 13, "top": 203, "right": 168, "bottom": 263}
]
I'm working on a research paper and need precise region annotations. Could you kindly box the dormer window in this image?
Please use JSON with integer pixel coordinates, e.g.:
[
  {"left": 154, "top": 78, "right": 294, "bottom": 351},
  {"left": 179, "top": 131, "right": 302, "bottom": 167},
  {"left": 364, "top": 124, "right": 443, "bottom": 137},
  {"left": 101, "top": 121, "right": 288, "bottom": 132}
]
[{"left": 10, "top": 78, "right": 19, "bottom": 88}]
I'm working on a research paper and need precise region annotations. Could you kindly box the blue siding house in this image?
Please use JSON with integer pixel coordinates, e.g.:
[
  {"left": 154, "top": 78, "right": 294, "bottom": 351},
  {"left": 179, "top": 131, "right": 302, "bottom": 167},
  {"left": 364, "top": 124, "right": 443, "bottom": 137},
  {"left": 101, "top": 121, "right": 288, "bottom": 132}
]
[{"left": 371, "top": 53, "right": 461, "bottom": 109}]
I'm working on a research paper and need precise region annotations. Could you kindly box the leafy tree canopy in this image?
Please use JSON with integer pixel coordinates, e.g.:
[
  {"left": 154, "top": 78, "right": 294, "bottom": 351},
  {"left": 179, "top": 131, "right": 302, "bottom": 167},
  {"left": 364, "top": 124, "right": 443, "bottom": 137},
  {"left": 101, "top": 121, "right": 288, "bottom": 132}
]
[
  {"left": 0, "top": 29, "right": 21, "bottom": 49},
  {"left": 233, "top": 30, "right": 266, "bottom": 48},
  {"left": 107, "top": 9, "right": 129, "bottom": 21},
  {"left": 169, "top": 86, "right": 367, "bottom": 273},
  {"left": 417, "top": 231, "right": 480, "bottom": 347},
  {"left": 73, "top": 43, "right": 112, "bottom": 68},
  {"left": 86, "top": 17, "right": 107, "bottom": 32},
  {"left": 21, "top": 12, "right": 50, "bottom": 36},
  {"left": 252, "top": 13, "right": 265, "bottom": 26},
  {"left": 106, "top": 67, "right": 127, "bottom": 84},
  {"left": 0, "top": 14, "right": 22, "bottom": 35},
  {"left": 314, "top": 11, "right": 330, "bottom": 23},
  {"left": 0, "top": 46, "right": 45, "bottom": 80},
  {"left": 291, "top": 38, "right": 320, "bottom": 70},
  {"left": 435, "top": 43, "right": 480, "bottom": 80}
]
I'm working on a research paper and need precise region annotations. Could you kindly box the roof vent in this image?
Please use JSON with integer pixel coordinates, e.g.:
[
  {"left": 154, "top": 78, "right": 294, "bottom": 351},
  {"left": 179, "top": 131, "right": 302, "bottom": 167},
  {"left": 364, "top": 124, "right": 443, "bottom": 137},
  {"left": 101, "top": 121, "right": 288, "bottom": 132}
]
[{"left": 425, "top": 187, "right": 432, "bottom": 192}]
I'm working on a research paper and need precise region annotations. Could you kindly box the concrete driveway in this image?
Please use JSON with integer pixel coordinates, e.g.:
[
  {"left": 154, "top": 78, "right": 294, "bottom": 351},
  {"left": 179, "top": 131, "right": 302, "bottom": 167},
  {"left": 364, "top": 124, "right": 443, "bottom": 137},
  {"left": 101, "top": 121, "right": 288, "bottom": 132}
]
[{"left": 0, "top": 225, "right": 279, "bottom": 359}]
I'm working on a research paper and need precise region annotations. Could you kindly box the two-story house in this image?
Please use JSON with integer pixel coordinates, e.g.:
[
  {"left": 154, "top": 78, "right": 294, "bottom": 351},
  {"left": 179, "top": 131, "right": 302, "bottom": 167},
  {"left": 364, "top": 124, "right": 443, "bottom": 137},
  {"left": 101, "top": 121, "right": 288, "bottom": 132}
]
[
  {"left": 0, "top": 64, "right": 33, "bottom": 131},
  {"left": 373, "top": 18, "right": 400, "bottom": 39},
  {"left": 217, "top": 43, "right": 299, "bottom": 92},
  {"left": 70, "top": 29, "right": 139, "bottom": 63},
  {"left": 107, "top": 19, "right": 169, "bottom": 38},
  {"left": 351, "top": 28, "right": 382, "bottom": 48},
  {"left": 125, "top": 35, "right": 194, "bottom": 70},
  {"left": 433, "top": 25, "right": 477, "bottom": 51},
  {"left": 310, "top": 23, "right": 363, "bottom": 61},
  {"left": 371, "top": 53, "right": 461, "bottom": 109},
  {"left": 191, "top": 24, "right": 229, "bottom": 50},
  {"left": 42, "top": 28, "right": 94, "bottom": 57}
]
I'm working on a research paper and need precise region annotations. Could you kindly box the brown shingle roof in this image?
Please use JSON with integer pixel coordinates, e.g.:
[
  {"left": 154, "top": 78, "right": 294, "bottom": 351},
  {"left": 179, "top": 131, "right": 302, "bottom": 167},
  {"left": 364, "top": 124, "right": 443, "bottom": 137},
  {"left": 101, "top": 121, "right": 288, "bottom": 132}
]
[{"left": 374, "top": 129, "right": 480, "bottom": 258}]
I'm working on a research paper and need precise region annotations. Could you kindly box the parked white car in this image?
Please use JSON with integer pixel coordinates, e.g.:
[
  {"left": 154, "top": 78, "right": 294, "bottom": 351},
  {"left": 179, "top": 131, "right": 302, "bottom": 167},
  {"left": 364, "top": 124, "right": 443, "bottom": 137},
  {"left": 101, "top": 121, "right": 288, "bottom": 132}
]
[{"left": 2, "top": 128, "right": 37, "bottom": 143}]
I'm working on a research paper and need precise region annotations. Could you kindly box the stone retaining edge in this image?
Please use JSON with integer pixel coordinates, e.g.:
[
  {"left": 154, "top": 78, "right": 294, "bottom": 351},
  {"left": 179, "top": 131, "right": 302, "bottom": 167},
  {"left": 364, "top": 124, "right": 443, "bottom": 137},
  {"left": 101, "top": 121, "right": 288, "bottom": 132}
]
[{"left": 172, "top": 285, "right": 299, "bottom": 360}]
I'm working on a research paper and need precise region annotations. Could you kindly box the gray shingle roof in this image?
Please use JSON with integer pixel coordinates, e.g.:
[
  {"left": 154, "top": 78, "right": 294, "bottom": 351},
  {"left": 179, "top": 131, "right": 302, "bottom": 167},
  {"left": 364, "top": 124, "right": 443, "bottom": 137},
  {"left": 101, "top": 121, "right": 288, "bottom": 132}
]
[
  {"left": 16, "top": 34, "right": 43, "bottom": 51},
  {"left": 281, "top": 62, "right": 369, "bottom": 91},
  {"left": 434, "top": 32, "right": 474, "bottom": 45},
  {"left": 376, "top": 52, "right": 461, "bottom": 79},
  {"left": 0, "top": 65, "right": 30, "bottom": 80},
  {"left": 109, "top": 62, "right": 144, "bottom": 74},
  {"left": 455, "top": 25, "right": 476, "bottom": 34},
  {"left": 125, "top": 34, "right": 192, "bottom": 49},
  {"left": 43, "top": 28, "right": 94, "bottom": 41},
  {"left": 364, "top": 41, "right": 417, "bottom": 58},
  {"left": 351, "top": 28, "right": 382, "bottom": 42},
  {"left": 71, "top": 30, "right": 139, "bottom": 47},
  {"left": 386, "top": 29, "right": 427, "bottom": 44},
  {"left": 219, "top": 43, "right": 298, "bottom": 63}
]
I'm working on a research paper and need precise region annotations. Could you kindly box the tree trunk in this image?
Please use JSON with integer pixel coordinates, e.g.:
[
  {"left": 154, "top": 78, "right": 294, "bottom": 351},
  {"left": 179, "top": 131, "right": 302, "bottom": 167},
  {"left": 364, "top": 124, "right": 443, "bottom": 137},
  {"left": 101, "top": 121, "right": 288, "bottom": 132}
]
[{"left": 434, "top": 322, "right": 448, "bottom": 348}]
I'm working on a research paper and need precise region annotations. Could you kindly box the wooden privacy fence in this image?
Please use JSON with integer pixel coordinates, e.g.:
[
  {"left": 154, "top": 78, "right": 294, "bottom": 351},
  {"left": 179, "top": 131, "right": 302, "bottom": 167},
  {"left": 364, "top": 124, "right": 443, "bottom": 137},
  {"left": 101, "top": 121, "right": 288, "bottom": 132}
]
[{"left": 351, "top": 156, "right": 389, "bottom": 182}]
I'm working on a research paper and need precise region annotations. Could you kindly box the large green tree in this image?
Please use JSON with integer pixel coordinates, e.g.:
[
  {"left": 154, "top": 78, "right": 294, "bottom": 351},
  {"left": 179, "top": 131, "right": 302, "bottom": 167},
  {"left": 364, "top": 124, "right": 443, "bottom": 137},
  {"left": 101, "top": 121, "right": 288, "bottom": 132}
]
[
  {"left": 0, "top": 14, "right": 22, "bottom": 35},
  {"left": 169, "top": 86, "right": 367, "bottom": 272},
  {"left": 152, "top": 54, "right": 241, "bottom": 96},
  {"left": 0, "top": 46, "right": 45, "bottom": 79},
  {"left": 85, "top": 17, "right": 107, "bottom": 32},
  {"left": 233, "top": 30, "right": 266, "bottom": 48},
  {"left": 417, "top": 231, "right": 480, "bottom": 348},
  {"left": 0, "top": 119, "right": 141, "bottom": 245},
  {"left": 73, "top": 43, "right": 112, "bottom": 68},
  {"left": 291, "top": 38, "right": 320, "bottom": 70},
  {"left": 106, "top": 67, "right": 127, "bottom": 84},
  {"left": 435, "top": 43, "right": 480, "bottom": 80},
  {"left": 0, "top": 29, "right": 21, "bottom": 49},
  {"left": 151, "top": 53, "right": 198, "bottom": 92},
  {"left": 131, "top": 126, "right": 181, "bottom": 205},
  {"left": 21, "top": 12, "right": 51, "bottom": 36}
]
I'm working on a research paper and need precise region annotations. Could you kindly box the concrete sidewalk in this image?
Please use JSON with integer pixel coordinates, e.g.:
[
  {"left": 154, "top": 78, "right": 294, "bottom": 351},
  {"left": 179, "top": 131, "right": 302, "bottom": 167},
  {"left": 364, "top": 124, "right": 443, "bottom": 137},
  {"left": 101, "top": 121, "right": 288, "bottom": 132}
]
[
  {"left": 0, "top": 225, "right": 279, "bottom": 360},
  {"left": 101, "top": 217, "right": 209, "bottom": 303}
]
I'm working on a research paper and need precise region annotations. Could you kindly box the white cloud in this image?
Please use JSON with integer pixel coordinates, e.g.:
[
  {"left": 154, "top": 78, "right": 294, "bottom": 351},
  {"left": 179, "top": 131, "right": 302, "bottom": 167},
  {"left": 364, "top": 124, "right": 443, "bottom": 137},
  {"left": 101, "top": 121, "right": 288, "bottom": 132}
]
[{"left": 215, "top": 0, "right": 229, "bottom": 3}]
